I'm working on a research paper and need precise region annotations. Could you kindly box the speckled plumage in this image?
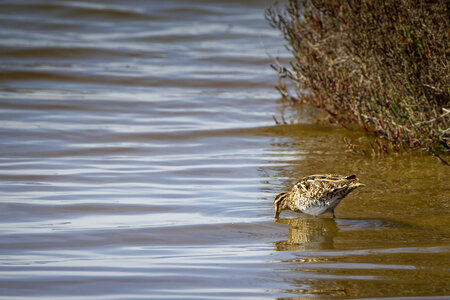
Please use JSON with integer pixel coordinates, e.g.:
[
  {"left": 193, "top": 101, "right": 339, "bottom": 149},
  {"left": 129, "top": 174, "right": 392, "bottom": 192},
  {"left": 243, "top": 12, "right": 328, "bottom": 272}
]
[{"left": 274, "top": 174, "right": 365, "bottom": 218}]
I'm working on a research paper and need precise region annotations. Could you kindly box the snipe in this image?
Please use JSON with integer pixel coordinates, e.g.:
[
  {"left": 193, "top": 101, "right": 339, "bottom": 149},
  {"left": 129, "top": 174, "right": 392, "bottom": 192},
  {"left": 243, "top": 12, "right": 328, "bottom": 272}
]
[{"left": 274, "top": 174, "right": 365, "bottom": 218}]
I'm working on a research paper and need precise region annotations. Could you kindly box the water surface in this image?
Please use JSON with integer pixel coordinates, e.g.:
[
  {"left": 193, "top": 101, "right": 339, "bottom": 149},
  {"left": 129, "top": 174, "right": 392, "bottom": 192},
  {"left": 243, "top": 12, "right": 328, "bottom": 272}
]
[{"left": 0, "top": 0, "right": 449, "bottom": 299}]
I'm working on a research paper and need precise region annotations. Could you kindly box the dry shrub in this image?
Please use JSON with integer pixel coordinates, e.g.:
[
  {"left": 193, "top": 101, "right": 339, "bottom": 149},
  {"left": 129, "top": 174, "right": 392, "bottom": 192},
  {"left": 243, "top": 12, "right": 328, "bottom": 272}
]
[{"left": 266, "top": 0, "right": 449, "bottom": 163}]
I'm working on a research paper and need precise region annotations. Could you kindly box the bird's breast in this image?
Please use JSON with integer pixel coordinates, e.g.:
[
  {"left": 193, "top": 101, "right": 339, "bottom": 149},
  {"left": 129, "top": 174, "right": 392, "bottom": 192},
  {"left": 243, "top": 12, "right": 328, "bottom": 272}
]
[{"left": 298, "top": 204, "right": 328, "bottom": 216}]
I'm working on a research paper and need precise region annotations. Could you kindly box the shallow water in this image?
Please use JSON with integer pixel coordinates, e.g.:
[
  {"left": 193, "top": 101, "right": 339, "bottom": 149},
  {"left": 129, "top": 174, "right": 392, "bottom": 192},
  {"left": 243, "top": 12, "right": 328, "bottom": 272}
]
[{"left": 0, "top": 0, "right": 449, "bottom": 299}]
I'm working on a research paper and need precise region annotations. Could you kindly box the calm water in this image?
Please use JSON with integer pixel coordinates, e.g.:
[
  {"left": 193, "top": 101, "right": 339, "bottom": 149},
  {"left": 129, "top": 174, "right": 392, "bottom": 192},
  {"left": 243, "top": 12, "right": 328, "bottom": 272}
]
[{"left": 0, "top": 1, "right": 449, "bottom": 299}]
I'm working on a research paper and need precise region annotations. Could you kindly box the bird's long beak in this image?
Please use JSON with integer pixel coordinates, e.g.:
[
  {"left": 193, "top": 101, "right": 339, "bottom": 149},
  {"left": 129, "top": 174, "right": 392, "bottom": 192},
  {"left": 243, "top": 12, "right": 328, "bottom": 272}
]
[{"left": 274, "top": 206, "right": 280, "bottom": 218}]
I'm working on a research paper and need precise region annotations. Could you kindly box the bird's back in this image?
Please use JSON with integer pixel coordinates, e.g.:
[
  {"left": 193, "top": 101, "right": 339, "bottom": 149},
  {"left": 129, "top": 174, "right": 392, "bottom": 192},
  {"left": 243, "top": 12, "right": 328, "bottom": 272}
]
[{"left": 290, "top": 174, "right": 363, "bottom": 215}]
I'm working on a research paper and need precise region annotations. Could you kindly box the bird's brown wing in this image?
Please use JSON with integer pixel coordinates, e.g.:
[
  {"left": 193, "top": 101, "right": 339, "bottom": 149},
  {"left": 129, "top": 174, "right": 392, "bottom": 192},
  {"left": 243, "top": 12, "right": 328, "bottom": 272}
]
[{"left": 295, "top": 175, "right": 359, "bottom": 197}]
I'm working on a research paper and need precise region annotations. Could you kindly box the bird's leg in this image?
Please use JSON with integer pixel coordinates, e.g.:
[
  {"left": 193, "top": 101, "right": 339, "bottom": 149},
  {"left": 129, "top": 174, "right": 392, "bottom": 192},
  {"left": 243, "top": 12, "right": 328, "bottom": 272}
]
[{"left": 331, "top": 208, "right": 336, "bottom": 218}]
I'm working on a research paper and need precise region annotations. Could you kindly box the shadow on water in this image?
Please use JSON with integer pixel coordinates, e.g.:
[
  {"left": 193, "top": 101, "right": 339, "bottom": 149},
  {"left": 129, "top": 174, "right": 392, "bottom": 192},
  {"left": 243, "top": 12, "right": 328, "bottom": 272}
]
[{"left": 274, "top": 217, "right": 339, "bottom": 251}]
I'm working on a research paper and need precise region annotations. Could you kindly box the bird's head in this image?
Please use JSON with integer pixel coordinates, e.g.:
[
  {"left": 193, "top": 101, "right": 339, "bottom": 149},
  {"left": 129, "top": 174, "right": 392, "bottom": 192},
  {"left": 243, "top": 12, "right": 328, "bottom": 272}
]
[{"left": 273, "top": 192, "right": 289, "bottom": 218}]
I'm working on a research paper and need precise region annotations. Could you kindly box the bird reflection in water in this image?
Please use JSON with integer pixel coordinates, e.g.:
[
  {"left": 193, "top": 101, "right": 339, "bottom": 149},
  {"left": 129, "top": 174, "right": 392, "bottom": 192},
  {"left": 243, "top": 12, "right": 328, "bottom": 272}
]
[{"left": 273, "top": 216, "right": 339, "bottom": 251}]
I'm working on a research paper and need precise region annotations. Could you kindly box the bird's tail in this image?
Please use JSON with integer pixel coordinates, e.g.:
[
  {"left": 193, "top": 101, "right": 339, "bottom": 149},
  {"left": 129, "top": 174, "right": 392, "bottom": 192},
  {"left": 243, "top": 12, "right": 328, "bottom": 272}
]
[{"left": 350, "top": 182, "right": 365, "bottom": 188}]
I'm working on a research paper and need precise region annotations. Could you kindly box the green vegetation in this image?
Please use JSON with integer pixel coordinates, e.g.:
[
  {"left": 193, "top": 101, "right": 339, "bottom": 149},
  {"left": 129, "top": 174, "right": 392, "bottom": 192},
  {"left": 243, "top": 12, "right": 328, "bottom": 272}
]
[{"left": 266, "top": 0, "right": 449, "bottom": 163}]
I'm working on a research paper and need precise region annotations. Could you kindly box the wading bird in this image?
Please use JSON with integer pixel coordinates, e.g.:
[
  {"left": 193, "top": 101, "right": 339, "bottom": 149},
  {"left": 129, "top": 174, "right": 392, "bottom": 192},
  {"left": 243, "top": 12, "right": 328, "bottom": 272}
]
[{"left": 274, "top": 174, "right": 365, "bottom": 218}]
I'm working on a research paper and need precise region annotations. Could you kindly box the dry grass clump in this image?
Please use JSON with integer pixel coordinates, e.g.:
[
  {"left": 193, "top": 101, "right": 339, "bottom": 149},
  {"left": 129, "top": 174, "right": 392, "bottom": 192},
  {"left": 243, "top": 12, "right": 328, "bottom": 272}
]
[{"left": 266, "top": 0, "right": 449, "bottom": 163}]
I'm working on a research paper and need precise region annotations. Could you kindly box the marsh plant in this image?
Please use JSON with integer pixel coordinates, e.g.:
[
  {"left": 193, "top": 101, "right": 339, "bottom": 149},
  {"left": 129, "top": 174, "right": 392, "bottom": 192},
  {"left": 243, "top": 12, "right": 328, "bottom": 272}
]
[{"left": 266, "top": 0, "right": 449, "bottom": 163}]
